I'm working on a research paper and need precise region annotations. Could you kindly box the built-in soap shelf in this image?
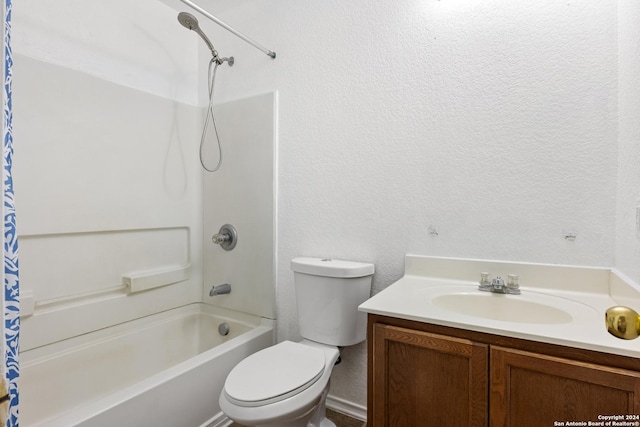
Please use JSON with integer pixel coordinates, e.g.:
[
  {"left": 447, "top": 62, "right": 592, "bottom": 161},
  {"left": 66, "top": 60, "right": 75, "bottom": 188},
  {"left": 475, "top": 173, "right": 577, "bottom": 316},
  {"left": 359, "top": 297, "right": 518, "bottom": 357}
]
[
  {"left": 19, "top": 265, "right": 190, "bottom": 318},
  {"left": 122, "top": 265, "right": 190, "bottom": 293}
]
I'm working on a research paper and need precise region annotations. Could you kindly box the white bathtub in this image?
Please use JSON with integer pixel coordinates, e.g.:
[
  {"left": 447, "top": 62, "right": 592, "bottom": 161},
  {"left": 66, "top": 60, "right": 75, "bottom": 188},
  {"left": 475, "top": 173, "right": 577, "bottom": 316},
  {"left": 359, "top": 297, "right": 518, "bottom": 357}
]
[{"left": 20, "top": 303, "right": 274, "bottom": 427}]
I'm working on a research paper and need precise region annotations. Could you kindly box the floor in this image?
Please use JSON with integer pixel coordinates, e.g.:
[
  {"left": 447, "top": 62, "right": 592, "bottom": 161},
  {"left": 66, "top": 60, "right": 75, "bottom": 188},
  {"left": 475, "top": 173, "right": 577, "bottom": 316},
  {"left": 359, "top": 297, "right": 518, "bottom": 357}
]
[{"left": 230, "top": 409, "right": 366, "bottom": 427}]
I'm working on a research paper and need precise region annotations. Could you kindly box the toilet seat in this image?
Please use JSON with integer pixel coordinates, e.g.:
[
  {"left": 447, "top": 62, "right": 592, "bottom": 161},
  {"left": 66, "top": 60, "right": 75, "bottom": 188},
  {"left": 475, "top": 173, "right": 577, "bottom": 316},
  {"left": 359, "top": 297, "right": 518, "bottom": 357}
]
[{"left": 223, "top": 341, "right": 326, "bottom": 407}]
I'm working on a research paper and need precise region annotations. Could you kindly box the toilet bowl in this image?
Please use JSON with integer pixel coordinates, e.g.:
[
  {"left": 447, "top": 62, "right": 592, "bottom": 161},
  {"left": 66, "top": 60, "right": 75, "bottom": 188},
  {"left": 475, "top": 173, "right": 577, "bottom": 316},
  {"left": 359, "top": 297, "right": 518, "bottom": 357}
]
[
  {"left": 219, "top": 340, "right": 340, "bottom": 427},
  {"left": 219, "top": 257, "right": 374, "bottom": 427}
]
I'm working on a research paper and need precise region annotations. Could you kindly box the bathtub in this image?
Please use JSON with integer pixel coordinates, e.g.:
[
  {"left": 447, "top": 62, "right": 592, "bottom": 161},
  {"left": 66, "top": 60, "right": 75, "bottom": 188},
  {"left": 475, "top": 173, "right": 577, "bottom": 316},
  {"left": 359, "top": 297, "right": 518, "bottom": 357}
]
[{"left": 20, "top": 303, "right": 274, "bottom": 427}]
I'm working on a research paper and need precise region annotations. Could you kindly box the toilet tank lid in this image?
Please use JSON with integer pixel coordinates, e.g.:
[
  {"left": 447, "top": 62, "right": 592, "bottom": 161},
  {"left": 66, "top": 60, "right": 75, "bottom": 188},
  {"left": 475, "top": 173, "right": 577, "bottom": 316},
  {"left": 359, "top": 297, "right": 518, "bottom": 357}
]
[{"left": 291, "top": 257, "right": 374, "bottom": 278}]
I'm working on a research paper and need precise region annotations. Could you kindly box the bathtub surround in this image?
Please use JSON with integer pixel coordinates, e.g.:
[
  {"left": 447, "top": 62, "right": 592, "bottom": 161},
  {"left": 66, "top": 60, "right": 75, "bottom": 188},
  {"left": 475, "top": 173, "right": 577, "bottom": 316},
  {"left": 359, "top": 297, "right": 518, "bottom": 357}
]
[
  {"left": 12, "top": 54, "right": 204, "bottom": 351},
  {"left": 203, "top": 92, "right": 276, "bottom": 320}
]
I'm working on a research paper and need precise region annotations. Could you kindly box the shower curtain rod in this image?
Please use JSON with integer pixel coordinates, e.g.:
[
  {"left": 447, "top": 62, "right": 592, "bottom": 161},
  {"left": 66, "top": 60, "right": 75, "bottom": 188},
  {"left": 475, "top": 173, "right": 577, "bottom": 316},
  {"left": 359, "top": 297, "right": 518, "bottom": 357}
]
[{"left": 178, "top": 0, "right": 276, "bottom": 59}]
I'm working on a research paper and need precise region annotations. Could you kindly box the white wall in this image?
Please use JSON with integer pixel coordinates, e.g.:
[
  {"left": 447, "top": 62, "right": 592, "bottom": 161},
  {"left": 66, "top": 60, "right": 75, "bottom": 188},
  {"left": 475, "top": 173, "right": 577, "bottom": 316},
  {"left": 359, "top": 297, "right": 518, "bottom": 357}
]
[
  {"left": 615, "top": 1, "right": 640, "bottom": 284},
  {"left": 203, "top": 0, "right": 619, "bottom": 410},
  {"left": 203, "top": 92, "right": 277, "bottom": 320},
  {"left": 14, "top": 0, "right": 200, "bottom": 104},
  {"left": 12, "top": 1, "right": 205, "bottom": 349}
]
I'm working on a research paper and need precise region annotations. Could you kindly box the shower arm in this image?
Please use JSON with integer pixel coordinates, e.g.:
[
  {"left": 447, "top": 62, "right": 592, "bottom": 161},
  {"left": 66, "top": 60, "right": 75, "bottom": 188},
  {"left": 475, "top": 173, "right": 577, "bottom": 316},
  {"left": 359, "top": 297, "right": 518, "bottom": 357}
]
[{"left": 178, "top": 0, "right": 276, "bottom": 59}]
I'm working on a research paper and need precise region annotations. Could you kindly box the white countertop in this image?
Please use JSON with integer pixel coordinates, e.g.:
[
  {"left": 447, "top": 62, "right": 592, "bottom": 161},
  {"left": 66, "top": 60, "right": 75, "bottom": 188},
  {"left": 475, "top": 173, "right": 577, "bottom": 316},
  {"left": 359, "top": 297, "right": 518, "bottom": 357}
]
[{"left": 359, "top": 255, "right": 640, "bottom": 359}]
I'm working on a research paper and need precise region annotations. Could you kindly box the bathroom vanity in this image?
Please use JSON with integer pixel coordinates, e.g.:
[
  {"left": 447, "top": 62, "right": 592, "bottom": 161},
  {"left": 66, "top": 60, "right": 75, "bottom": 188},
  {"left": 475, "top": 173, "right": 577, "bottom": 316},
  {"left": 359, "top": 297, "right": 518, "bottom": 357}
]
[{"left": 359, "top": 255, "right": 640, "bottom": 427}]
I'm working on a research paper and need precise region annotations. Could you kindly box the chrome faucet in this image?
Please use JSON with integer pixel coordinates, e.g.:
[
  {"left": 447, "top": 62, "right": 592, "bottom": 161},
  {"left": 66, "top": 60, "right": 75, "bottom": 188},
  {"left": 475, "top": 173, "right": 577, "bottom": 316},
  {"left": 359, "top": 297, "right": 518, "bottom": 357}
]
[
  {"left": 491, "top": 276, "right": 506, "bottom": 292},
  {"left": 478, "top": 273, "right": 521, "bottom": 295}
]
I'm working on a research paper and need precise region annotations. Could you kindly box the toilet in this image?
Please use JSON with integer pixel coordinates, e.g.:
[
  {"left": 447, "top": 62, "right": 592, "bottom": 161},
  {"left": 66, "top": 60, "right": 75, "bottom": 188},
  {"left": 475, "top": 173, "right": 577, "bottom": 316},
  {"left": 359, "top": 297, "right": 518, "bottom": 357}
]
[{"left": 219, "top": 257, "right": 374, "bottom": 427}]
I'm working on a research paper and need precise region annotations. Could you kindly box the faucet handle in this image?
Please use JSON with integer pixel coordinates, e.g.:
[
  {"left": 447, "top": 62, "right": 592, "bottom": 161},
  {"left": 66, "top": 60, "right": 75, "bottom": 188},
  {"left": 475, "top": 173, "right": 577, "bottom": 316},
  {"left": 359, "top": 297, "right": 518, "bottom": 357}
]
[
  {"left": 211, "top": 224, "right": 238, "bottom": 251},
  {"left": 212, "top": 233, "right": 230, "bottom": 245},
  {"left": 506, "top": 274, "right": 521, "bottom": 294},
  {"left": 479, "top": 272, "right": 492, "bottom": 291}
]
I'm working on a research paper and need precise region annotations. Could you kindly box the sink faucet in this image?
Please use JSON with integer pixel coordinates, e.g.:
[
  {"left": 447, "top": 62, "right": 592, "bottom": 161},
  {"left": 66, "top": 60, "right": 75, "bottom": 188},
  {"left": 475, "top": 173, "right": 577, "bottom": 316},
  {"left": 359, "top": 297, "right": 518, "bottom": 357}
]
[
  {"left": 478, "top": 273, "right": 521, "bottom": 295},
  {"left": 491, "top": 276, "right": 506, "bottom": 292}
]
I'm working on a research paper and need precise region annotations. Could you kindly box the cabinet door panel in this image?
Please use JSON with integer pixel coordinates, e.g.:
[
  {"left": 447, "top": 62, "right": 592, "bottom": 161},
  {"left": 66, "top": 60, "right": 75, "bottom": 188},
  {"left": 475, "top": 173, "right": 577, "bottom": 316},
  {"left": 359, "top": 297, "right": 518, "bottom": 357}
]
[
  {"left": 491, "top": 346, "right": 640, "bottom": 427},
  {"left": 372, "top": 324, "right": 488, "bottom": 427}
]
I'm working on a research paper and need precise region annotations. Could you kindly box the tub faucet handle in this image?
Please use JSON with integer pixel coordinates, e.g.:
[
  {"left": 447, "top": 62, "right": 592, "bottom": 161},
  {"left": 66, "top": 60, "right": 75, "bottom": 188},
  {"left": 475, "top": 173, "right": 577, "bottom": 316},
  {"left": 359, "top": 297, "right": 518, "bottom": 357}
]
[
  {"left": 211, "top": 224, "right": 238, "bottom": 251},
  {"left": 212, "top": 233, "right": 230, "bottom": 245}
]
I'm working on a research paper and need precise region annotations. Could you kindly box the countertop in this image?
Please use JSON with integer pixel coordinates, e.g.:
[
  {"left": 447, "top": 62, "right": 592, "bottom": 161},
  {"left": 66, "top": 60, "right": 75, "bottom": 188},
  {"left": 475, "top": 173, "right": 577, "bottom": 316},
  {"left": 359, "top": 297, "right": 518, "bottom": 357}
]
[{"left": 359, "top": 255, "right": 640, "bottom": 359}]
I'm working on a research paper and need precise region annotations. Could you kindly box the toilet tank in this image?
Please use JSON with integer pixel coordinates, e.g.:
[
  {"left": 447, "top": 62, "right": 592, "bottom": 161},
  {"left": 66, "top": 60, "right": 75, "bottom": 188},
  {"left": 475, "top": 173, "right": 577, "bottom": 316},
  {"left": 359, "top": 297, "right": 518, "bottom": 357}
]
[{"left": 291, "top": 257, "right": 374, "bottom": 347}]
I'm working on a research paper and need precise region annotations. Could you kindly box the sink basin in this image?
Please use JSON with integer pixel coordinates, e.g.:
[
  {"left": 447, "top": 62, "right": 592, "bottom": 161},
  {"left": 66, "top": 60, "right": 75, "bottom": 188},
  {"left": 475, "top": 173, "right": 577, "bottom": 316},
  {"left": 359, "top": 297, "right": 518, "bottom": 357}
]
[{"left": 420, "top": 286, "right": 598, "bottom": 324}]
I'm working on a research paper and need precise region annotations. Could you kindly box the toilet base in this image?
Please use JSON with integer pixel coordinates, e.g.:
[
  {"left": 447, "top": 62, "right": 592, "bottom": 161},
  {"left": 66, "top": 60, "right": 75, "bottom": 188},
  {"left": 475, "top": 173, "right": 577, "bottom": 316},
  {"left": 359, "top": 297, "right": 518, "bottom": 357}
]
[
  {"left": 305, "top": 381, "right": 335, "bottom": 427},
  {"left": 254, "top": 418, "right": 335, "bottom": 427},
  {"left": 253, "top": 382, "right": 335, "bottom": 427}
]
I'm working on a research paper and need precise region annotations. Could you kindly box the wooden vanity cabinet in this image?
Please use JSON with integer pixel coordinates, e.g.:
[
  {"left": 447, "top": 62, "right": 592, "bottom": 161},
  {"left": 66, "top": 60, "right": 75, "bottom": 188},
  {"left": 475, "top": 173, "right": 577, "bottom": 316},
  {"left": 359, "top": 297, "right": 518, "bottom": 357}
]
[
  {"left": 491, "top": 346, "right": 640, "bottom": 426},
  {"left": 368, "top": 314, "right": 640, "bottom": 427},
  {"left": 371, "top": 322, "right": 488, "bottom": 426}
]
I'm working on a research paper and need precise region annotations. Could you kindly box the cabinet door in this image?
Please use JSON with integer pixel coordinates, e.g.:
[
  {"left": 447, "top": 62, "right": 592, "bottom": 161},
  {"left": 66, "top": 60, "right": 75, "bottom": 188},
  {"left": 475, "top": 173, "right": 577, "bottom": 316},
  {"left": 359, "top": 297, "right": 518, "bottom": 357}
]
[
  {"left": 491, "top": 346, "right": 640, "bottom": 427},
  {"left": 371, "top": 324, "right": 488, "bottom": 427}
]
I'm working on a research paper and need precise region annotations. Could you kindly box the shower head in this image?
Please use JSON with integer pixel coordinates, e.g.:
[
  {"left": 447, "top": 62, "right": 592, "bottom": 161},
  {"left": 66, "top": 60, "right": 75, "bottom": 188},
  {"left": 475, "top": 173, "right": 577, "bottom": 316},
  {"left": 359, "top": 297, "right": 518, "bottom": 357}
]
[
  {"left": 177, "top": 12, "right": 218, "bottom": 59},
  {"left": 177, "top": 11, "right": 199, "bottom": 30}
]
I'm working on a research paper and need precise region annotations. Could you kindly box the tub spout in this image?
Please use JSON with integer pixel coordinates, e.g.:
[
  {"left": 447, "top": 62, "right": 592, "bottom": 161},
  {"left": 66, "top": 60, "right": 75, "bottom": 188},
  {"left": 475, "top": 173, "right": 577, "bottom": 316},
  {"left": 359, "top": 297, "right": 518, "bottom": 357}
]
[{"left": 210, "top": 283, "right": 231, "bottom": 297}]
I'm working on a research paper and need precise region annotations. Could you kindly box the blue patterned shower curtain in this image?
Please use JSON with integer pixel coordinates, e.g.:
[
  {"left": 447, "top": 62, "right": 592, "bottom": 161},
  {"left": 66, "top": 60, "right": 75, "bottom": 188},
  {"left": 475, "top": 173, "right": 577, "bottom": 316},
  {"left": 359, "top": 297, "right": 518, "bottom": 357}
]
[{"left": 2, "top": 0, "right": 19, "bottom": 426}]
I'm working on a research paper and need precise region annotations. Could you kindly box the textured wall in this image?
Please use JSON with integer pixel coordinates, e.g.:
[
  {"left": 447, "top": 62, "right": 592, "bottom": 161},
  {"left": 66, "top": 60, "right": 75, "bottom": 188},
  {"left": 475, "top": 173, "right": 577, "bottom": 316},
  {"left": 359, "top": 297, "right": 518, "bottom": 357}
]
[
  {"left": 615, "top": 0, "right": 640, "bottom": 284},
  {"left": 205, "top": 0, "right": 619, "bottom": 410}
]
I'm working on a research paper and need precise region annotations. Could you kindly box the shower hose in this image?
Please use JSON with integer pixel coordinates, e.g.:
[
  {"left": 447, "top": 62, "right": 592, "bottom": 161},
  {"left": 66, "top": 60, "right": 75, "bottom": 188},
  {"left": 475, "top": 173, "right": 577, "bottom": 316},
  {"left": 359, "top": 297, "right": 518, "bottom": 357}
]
[{"left": 200, "top": 57, "right": 224, "bottom": 172}]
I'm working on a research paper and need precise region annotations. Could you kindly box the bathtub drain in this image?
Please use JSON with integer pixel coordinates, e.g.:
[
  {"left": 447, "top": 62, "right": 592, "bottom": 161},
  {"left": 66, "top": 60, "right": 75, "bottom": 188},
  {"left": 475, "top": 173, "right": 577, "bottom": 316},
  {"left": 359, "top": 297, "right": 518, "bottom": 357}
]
[{"left": 218, "top": 322, "right": 230, "bottom": 336}]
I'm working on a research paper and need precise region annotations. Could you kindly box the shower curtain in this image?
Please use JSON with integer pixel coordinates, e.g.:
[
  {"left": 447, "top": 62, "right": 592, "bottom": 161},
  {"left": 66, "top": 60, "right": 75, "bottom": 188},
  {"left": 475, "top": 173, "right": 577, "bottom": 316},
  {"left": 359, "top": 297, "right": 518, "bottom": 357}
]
[{"left": 2, "top": 0, "right": 19, "bottom": 426}]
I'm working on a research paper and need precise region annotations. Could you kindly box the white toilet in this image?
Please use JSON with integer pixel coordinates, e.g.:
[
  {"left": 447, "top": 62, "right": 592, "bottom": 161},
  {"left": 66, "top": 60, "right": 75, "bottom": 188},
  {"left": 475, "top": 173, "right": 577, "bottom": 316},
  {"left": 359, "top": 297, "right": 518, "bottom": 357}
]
[{"left": 219, "top": 257, "right": 374, "bottom": 427}]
